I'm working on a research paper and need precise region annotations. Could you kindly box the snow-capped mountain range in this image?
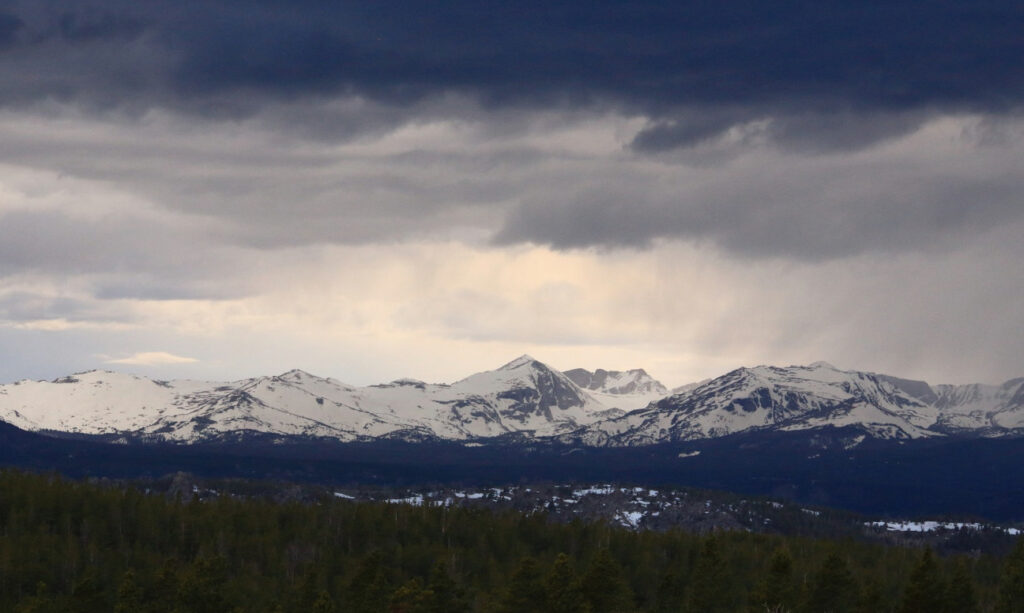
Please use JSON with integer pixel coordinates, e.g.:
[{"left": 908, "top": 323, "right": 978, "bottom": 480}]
[
  {"left": 565, "top": 362, "right": 1024, "bottom": 446},
  {"left": 0, "top": 357, "right": 1021, "bottom": 446}
]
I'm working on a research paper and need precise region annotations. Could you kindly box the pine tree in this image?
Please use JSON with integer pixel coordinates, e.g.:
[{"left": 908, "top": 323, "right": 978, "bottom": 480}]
[
  {"left": 580, "top": 549, "right": 633, "bottom": 613},
  {"left": 14, "top": 581, "right": 58, "bottom": 613},
  {"left": 655, "top": 567, "right": 687, "bottom": 613},
  {"left": 424, "top": 560, "right": 469, "bottom": 613},
  {"left": 176, "top": 556, "right": 230, "bottom": 613},
  {"left": 69, "top": 573, "right": 107, "bottom": 613},
  {"left": 291, "top": 569, "right": 321, "bottom": 613},
  {"left": 997, "top": 538, "right": 1024, "bottom": 613},
  {"left": 687, "top": 537, "right": 730, "bottom": 613},
  {"left": 390, "top": 578, "right": 430, "bottom": 613},
  {"left": 803, "top": 550, "right": 857, "bottom": 613},
  {"left": 500, "top": 557, "right": 547, "bottom": 613},
  {"left": 899, "top": 548, "right": 945, "bottom": 613},
  {"left": 348, "top": 552, "right": 392, "bottom": 613},
  {"left": 144, "top": 560, "right": 180, "bottom": 613},
  {"left": 945, "top": 558, "right": 978, "bottom": 613},
  {"left": 545, "top": 553, "right": 588, "bottom": 613},
  {"left": 312, "top": 589, "right": 336, "bottom": 613},
  {"left": 114, "top": 570, "right": 143, "bottom": 613},
  {"left": 855, "top": 576, "right": 887, "bottom": 613},
  {"left": 749, "top": 548, "right": 796, "bottom": 613}
]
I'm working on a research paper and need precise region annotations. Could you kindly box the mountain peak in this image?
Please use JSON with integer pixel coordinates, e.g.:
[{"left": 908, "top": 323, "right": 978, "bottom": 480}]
[
  {"left": 808, "top": 361, "right": 838, "bottom": 370},
  {"left": 564, "top": 367, "right": 668, "bottom": 396},
  {"left": 499, "top": 354, "right": 542, "bottom": 370},
  {"left": 278, "top": 368, "right": 316, "bottom": 379}
]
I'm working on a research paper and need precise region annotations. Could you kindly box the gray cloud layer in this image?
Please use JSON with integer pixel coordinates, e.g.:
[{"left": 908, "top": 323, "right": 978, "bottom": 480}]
[
  {"left": 496, "top": 134, "right": 1024, "bottom": 259},
  {"left": 2, "top": 1, "right": 1020, "bottom": 258},
  {"left": 0, "top": 1, "right": 1022, "bottom": 387}
]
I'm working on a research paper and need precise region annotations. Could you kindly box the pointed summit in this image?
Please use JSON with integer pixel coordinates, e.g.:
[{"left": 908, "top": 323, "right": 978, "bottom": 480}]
[
  {"left": 279, "top": 368, "right": 315, "bottom": 378},
  {"left": 498, "top": 354, "right": 542, "bottom": 370}
]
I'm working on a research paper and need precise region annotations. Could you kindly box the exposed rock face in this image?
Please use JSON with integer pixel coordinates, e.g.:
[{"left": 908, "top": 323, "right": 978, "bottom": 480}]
[{"left": 564, "top": 367, "right": 669, "bottom": 396}]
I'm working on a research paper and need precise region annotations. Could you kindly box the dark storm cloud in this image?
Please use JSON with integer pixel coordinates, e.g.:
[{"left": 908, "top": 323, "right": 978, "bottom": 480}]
[
  {"left": 631, "top": 110, "right": 934, "bottom": 154},
  {"left": 3, "top": 1, "right": 1022, "bottom": 123},
  {"left": 631, "top": 112, "right": 747, "bottom": 152},
  {"left": 0, "top": 10, "right": 21, "bottom": 47},
  {"left": 2, "top": 0, "right": 1023, "bottom": 262}
]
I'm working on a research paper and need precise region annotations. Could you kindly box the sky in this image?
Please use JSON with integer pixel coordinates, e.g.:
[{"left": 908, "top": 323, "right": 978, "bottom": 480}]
[{"left": 0, "top": 0, "right": 1022, "bottom": 387}]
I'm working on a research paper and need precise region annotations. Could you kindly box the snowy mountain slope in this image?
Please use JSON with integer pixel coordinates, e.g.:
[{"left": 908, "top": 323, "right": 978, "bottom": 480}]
[
  {"left": 566, "top": 362, "right": 1024, "bottom": 447},
  {"left": 439, "top": 355, "right": 614, "bottom": 435},
  {"left": 332, "top": 355, "right": 617, "bottom": 439},
  {"left": 0, "top": 371, "right": 206, "bottom": 435},
  {"left": 0, "top": 356, "right": 623, "bottom": 443},
  {"left": 0, "top": 370, "right": 394, "bottom": 443},
  {"left": 671, "top": 379, "right": 711, "bottom": 396},
  {"left": 1, "top": 358, "right": 1021, "bottom": 446},
  {"left": 879, "top": 375, "right": 1024, "bottom": 434}
]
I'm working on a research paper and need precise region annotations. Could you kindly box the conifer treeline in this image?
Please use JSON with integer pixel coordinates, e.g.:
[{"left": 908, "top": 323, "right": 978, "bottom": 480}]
[{"left": 0, "top": 470, "right": 1022, "bottom": 612}]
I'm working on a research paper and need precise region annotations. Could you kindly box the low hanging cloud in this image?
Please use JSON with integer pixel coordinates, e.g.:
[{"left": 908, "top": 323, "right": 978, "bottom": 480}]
[
  {"left": 496, "top": 116, "right": 1024, "bottom": 259},
  {"left": 104, "top": 351, "right": 198, "bottom": 366}
]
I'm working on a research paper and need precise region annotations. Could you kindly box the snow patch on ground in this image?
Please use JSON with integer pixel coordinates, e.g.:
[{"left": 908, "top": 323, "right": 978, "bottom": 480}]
[{"left": 868, "top": 521, "right": 1021, "bottom": 535}]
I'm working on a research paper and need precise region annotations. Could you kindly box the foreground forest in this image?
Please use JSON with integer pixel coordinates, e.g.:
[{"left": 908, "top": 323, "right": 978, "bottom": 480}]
[{"left": 0, "top": 470, "right": 1022, "bottom": 612}]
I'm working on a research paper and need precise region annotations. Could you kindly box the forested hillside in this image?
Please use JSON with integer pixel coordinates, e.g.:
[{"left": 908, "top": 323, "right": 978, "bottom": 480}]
[{"left": 0, "top": 470, "right": 1022, "bottom": 612}]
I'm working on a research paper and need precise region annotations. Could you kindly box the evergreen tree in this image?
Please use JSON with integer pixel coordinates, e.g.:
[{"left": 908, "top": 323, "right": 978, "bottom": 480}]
[
  {"left": 424, "top": 560, "right": 469, "bottom": 613},
  {"left": 390, "top": 578, "right": 430, "bottom": 613},
  {"left": 945, "top": 558, "right": 978, "bottom": 613},
  {"left": 545, "top": 553, "right": 588, "bottom": 613},
  {"left": 997, "top": 538, "right": 1024, "bottom": 613},
  {"left": 899, "top": 548, "right": 945, "bottom": 613},
  {"left": 0, "top": 469, "right": 1018, "bottom": 613},
  {"left": 291, "top": 569, "right": 322, "bottom": 613},
  {"left": 655, "top": 567, "right": 687, "bottom": 613},
  {"left": 803, "top": 550, "right": 856, "bottom": 613},
  {"left": 145, "top": 561, "right": 180, "bottom": 613},
  {"left": 69, "top": 573, "right": 107, "bottom": 613},
  {"left": 580, "top": 549, "right": 633, "bottom": 613},
  {"left": 749, "top": 548, "right": 796, "bottom": 613},
  {"left": 500, "top": 557, "right": 547, "bottom": 613},
  {"left": 687, "top": 537, "right": 730, "bottom": 613},
  {"left": 856, "top": 576, "right": 887, "bottom": 613},
  {"left": 348, "top": 552, "right": 392, "bottom": 613},
  {"left": 115, "top": 570, "right": 143, "bottom": 613},
  {"left": 176, "top": 556, "right": 230, "bottom": 613},
  {"left": 15, "top": 581, "right": 58, "bottom": 613},
  {"left": 312, "top": 589, "right": 336, "bottom": 613}
]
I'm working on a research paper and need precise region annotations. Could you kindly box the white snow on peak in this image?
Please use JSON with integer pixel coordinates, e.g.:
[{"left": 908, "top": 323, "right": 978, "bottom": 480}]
[
  {"left": 499, "top": 354, "right": 540, "bottom": 370},
  {"left": 1, "top": 359, "right": 1020, "bottom": 447},
  {"left": 569, "top": 361, "right": 1023, "bottom": 446},
  {"left": 0, "top": 356, "right": 630, "bottom": 443}
]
